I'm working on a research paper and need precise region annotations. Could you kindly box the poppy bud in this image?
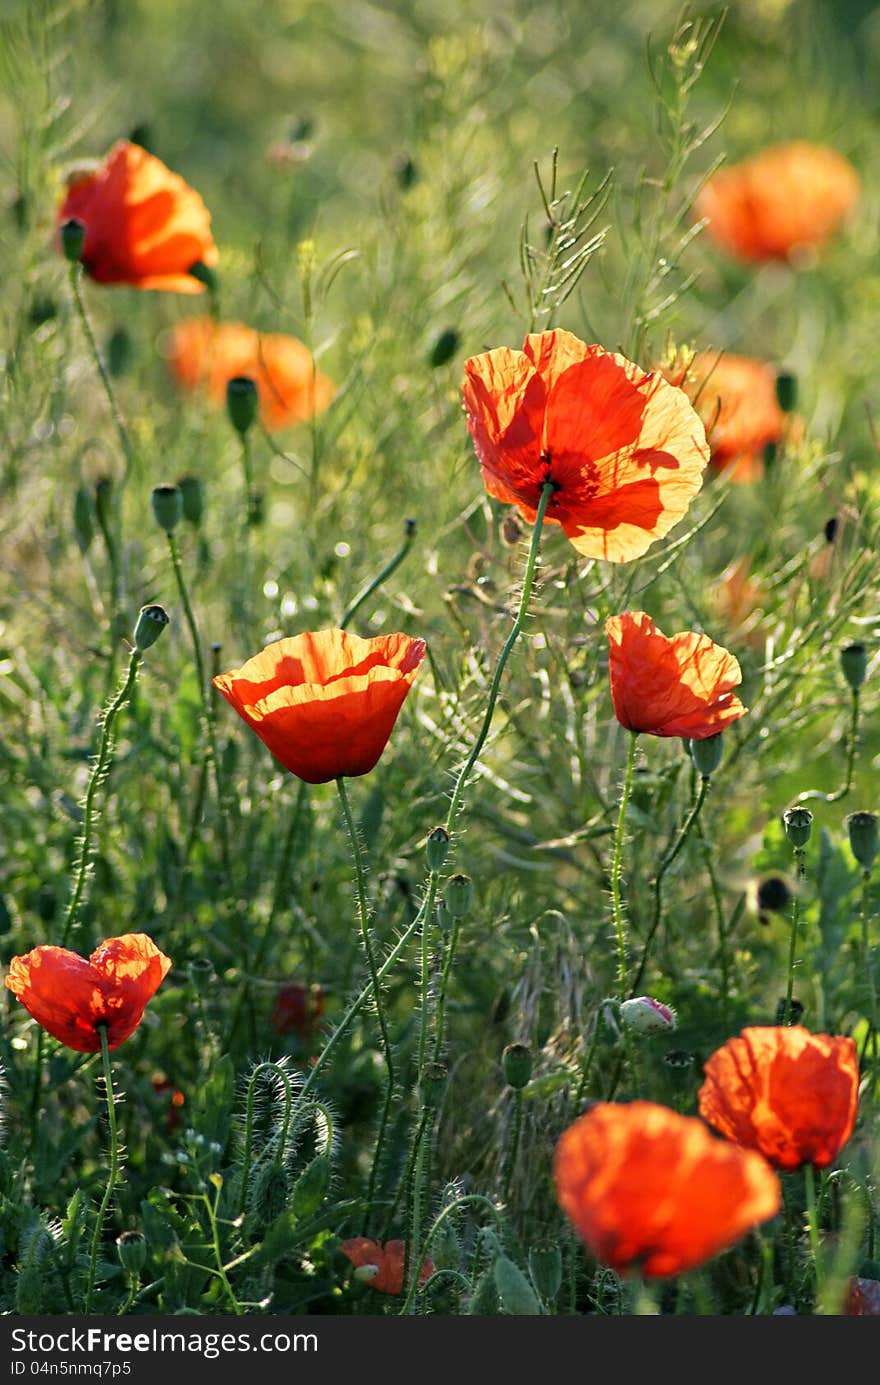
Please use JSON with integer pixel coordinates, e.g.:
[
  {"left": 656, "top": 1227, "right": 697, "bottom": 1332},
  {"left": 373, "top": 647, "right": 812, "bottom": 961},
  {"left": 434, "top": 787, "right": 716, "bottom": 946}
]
[
  {"left": 107, "top": 326, "right": 133, "bottom": 377},
  {"left": 841, "top": 643, "right": 868, "bottom": 691},
  {"left": 394, "top": 153, "right": 418, "bottom": 190},
  {"left": 425, "top": 826, "right": 450, "bottom": 872},
  {"left": 225, "top": 375, "right": 259, "bottom": 435},
  {"left": 465, "top": 1269, "right": 498, "bottom": 1314},
  {"left": 188, "top": 260, "right": 218, "bottom": 293},
  {"left": 435, "top": 899, "right": 453, "bottom": 933},
  {"left": 846, "top": 811, "right": 879, "bottom": 873},
  {"left": 688, "top": 732, "right": 724, "bottom": 778},
  {"left": 132, "top": 604, "right": 170, "bottom": 653},
  {"left": 250, "top": 1160, "right": 289, "bottom": 1223},
  {"left": 775, "top": 372, "right": 797, "bottom": 413},
  {"left": 774, "top": 996, "right": 804, "bottom": 1025},
  {"left": 763, "top": 440, "right": 778, "bottom": 468},
  {"left": 528, "top": 1244, "right": 562, "bottom": 1303},
  {"left": 783, "top": 807, "right": 813, "bottom": 849},
  {"left": 188, "top": 957, "right": 214, "bottom": 993},
  {"left": 501, "top": 1042, "right": 532, "bottom": 1090},
  {"left": 177, "top": 475, "right": 204, "bottom": 527},
  {"left": 60, "top": 217, "right": 85, "bottom": 263},
  {"left": 444, "top": 873, "right": 474, "bottom": 918},
  {"left": 824, "top": 517, "right": 839, "bottom": 544},
  {"left": 428, "top": 327, "right": 460, "bottom": 368},
  {"left": 620, "top": 996, "right": 677, "bottom": 1035},
  {"left": 756, "top": 875, "right": 792, "bottom": 914},
  {"left": 419, "top": 1060, "right": 448, "bottom": 1106},
  {"left": 116, "top": 1230, "right": 147, "bottom": 1276},
  {"left": 493, "top": 1256, "right": 542, "bottom": 1315},
  {"left": 352, "top": 1262, "right": 380, "bottom": 1285},
  {"left": 291, "top": 1153, "right": 330, "bottom": 1219},
  {"left": 94, "top": 475, "right": 113, "bottom": 528},
  {"left": 73, "top": 484, "right": 94, "bottom": 555},
  {"left": 150, "top": 483, "right": 183, "bottom": 533}
]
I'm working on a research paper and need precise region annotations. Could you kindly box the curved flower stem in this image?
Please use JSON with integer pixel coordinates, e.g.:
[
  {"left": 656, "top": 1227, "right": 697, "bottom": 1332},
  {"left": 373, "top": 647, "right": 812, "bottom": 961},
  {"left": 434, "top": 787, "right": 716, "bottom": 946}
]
[
  {"left": 69, "top": 266, "right": 135, "bottom": 485},
  {"left": 797, "top": 690, "right": 859, "bottom": 805},
  {"left": 341, "top": 518, "right": 416, "bottom": 630},
  {"left": 782, "top": 847, "right": 805, "bottom": 1026},
  {"left": 166, "top": 532, "right": 231, "bottom": 875},
  {"left": 238, "top": 1061, "right": 295, "bottom": 1217},
  {"left": 443, "top": 482, "right": 554, "bottom": 837},
  {"left": 84, "top": 1027, "right": 119, "bottom": 1314},
  {"left": 336, "top": 776, "right": 395, "bottom": 1223},
  {"left": 611, "top": 732, "right": 639, "bottom": 1000},
  {"left": 61, "top": 649, "right": 142, "bottom": 947},
  {"left": 400, "top": 1193, "right": 503, "bottom": 1316},
  {"left": 629, "top": 774, "right": 711, "bottom": 998}
]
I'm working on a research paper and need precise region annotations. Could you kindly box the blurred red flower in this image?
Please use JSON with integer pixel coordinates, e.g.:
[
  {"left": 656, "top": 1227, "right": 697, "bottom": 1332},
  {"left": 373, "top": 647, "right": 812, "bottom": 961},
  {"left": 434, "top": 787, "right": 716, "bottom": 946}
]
[
  {"left": 5, "top": 934, "right": 171, "bottom": 1052},
  {"left": 272, "top": 982, "right": 324, "bottom": 1039},
  {"left": 669, "top": 353, "right": 795, "bottom": 482},
  {"left": 698, "top": 1026, "right": 859, "bottom": 1170},
  {"left": 606, "top": 610, "right": 747, "bottom": 739},
  {"left": 555, "top": 1100, "right": 780, "bottom": 1278},
  {"left": 844, "top": 1278, "right": 880, "bottom": 1315},
  {"left": 339, "top": 1237, "right": 433, "bottom": 1294},
  {"left": 696, "top": 141, "right": 860, "bottom": 264},
  {"left": 166, "top": 318, "right": 335, "bottom": 429},
  {"left": 57, "top": 141, "right": 217, "bottom": 292},
  {"left": 213, "top": 629, "right": 426, "bottom": 784},
  {"left": 462, "top": 329, "right": 709, "bottom": 562},
  {"left": 151, "top": 1074, "right": 186, "bottom": 1134}
]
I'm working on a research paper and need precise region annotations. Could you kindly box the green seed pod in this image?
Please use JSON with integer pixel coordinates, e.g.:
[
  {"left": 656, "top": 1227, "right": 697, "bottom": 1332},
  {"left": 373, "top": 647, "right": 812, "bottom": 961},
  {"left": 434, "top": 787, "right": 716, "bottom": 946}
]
[
  {"left": 444, "top": 873, "right": 474, "bottom": 919},
  {"left": 847, "top": 811, "right": 879, "bottom": 872},
  {"left": 132, "top": 603, "right": 170, "bottom": 653},
  {"left": 107, "top": 326, "right": 133, "bottom": 377},
  {"left": 493, "top": 1255, "right": 542, "bottom": 1315},
  {"left": 291, "top": 1153, "right": 331, "bottom": 1219},
  {"left": 250, "top": 1160, "right": 290, "bottom": 1223},
  {"left": 73, "top": 484, "right": 94, "bottom": 554},
  {"left": 783, "top": 807, "right": 813, "bottom": 849},
  {"left": 528, "top": 1244, "right": 562, "bottom": 1304},
  {"left": 775, "top": 372, "right": 797, "bottom": 413},
  {"left": 841, "top": 643, "right": 868, "bottom": 691},
  {"left": 150, "top": 483, "right": 183, "bottom": 533},
  {"left": 116, "top": 1230, "right": 147, "bottom": 1275},
  {"left": 177, "top": 475, "right": 204, "bottom": 527},
  {"left": 501, "top": 1042, "right": 532, "bottom": 1090},
  {"left": 428, "top": 327, "right": 460, "bottom": 368},
  {"left": 688, "top": 732, "right": 724, "bottom": 778},
  {"left": 189, "top": 260, "right": 218, "bottom": 293},
  {"left": 60, "top": 217, "right": 85, "bottom": 263},
  {"left": 425, "top": 826, "right": 450, "bottom": 872},
  {"left": 226, "top": 375, "right": 259, "bottom": 435}
]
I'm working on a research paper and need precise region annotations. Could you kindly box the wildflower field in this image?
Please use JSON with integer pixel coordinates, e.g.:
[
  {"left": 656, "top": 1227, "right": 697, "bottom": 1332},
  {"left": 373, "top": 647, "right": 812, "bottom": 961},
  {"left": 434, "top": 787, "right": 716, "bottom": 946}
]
[{"left": 2, "top": 0, "right": 880, "bottom": 1324}]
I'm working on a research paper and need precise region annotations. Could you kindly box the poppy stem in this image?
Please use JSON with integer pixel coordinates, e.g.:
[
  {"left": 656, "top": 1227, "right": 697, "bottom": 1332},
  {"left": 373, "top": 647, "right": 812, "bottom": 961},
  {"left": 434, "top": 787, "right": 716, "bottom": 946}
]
[
  {"left": 804, "top": 1163, "right": 824, "bottom": 1310},
  {"left": 444, "top": 481, "right": 554, "bottom": 837},
  {"left": 84, "top": 1027, "right": 119, "bottom": 1314},
  {"left": 781, "top": 848, "right": 805, "bottom": 1027},
  {"left": 500, "top": 1088, "right": 524, "bottom": 1206},
  {"left": 68, "top": 265, "right": 136, "bottom": 485},
  {"left": 336, "top": 775, "right": 395, "bottom": 1225},
  {"left": 796, "top": 689, "right": 860, "bottom": 804},
  {"left": 860, "top": 870, "right": 878, "bottom": 1090},
  {"left": 432, "top": 918, "right": 460, "bottom": 1062},
  {"left": 611, "top": 732, "right": 639, "bottom": 999},
  {"left": 340, "top": 518, "right": 417, "bottom": 630},
  {"left": 61, "top": 648, "right": 142, "bottom": 947},
  {"left": 166, "top": 531, "right": 232, "bottom": 875}
]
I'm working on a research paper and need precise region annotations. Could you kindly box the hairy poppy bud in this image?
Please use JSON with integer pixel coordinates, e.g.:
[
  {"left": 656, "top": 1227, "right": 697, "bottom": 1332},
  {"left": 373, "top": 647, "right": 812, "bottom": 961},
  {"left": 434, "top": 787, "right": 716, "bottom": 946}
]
[
  {"left": 502, "top": 1042, "right": 532, "bottom": 1090},
  {"left": 226, "top": 375, "right": 259, "bottom": 435},
  {"left": 177, "top": 475, "right": 204, "bottom": 527},
  {"left": 620, "top": 996, "right": 677, "bottom": 1035},
  {"left": 250, "top": 1160, "right": 289, "bottom": 1223},
  {"left": 188, "top": 260, "right": 218, "bottom": 292},
  {"left": 132, "top": 604, "right": 170, "bottom": 653},
  {"left": 688, "top": 732, "right": 724, "bottom": 778},
  {"left": 493, "top": 1256, "right": 542, "bottom": 1315},
  {"left": 116, "top": 1230, "right": 147, "bottom": 1276},
  {"left": 291, "top": 1153, "right": 330, "bottom": 1219},
  {"left": 783, "top": 807, "right": 813, "bottom": 849},
  {"left": 425, "top": 826, "right": 450, "bottom": 872},
  {"left": 73, "top": 485, "right": 94, "bottom": 555},
  {"left": 428, "top": 327, "right": 460, "bottom": 368},
  {"left": 60, "top": 217, "right": 86, "bottom": 263},
  {"left": 150, "top": 483, "right": 183, "bottom": 533},
  {"left": 847, "top": 812, "right": 879, "bottom": 873},
  {"left": 775, "top": 372, "right": 797, "bottom": 413},
  {"left": 528, "top": 1244, "right": 562, "bottom": 1303},
  {"left": 841, "top": 644, "right": 868, "bottom": 691},
  {"left": 444, "top": 873, "right": 474, "bottom": 919},
  {"left": 419, "top": 1061, "right": 448, "bottom": 1106}
]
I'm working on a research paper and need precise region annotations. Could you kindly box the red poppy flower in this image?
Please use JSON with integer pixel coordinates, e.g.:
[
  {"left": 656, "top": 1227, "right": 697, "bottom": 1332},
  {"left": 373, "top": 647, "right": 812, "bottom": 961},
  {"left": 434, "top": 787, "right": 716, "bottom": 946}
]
[
  {"left": 213, "top": 629, "right": 426, "bottom": 784},
  {"left": 555, "top": 1100, "right": 780, "bottom": 1279},
  {"left": 165, "top": 318, "right": 335, "bottom": 429},
  {"left": 698, "top": 1026, "right": 859, "bottom": 1170},
  {"left": 339, "top": 1238, "right": 434, "bottom": 1294},
  {"left": 272, "top": 982, "right": 324, "bottom": 1039},
  {"left": 151, "top": 1075, "right": 186, "bottom": 1134},
  {"left": 57, "top": 141, "right": 218, "bottom": 293},
  {"left": 606, "top": 611, "right": 747, "bottom": 739},
  {"left": 844, "top": 1278, "right": 880, "bottom": 1315},
  {"left": 696, "top": 141, "right": 860, "bottom": 264},
  {"left": 5, "top": 934, "right": 171, "bottom": 1052},
  {"left": 462, "top": 329, "right": 709, "bottom": 562},
  {"left": 669, "top": 353, "right": 795, "bottom": 482}
]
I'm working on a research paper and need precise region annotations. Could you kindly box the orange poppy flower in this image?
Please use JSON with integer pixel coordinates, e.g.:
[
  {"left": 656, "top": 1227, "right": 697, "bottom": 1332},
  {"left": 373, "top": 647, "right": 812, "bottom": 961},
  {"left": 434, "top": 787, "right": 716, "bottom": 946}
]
[
  {"left": 696, "top": 141, "right": 860, "bottom": 264},
  {"left": 605, "top": 611, "right": 747, "bottom": 739},
  {"left": 339, "top": 1237, "right": 434, "bottom": 1294},
  {"left": 57, "top": 141, "right": 217, "bottom": 293},
  {"left": 555, "top": 1100, "right": 780, "bottom": 1279},
  {"left": 462, "top": 329, "right": 709, "bottom": 563},
  {"left": 5, "top": 933, "right": 171, "bottom": 1053},
  {"left": 165, "top": 318, "right": 335, "bottom": 429},
  {"left": 213, "top": 629, "right": 426, "bottom": 784},
  {"left": 698, "top": 1026, "right": 860, "bottom": 1170},
  {"left": 669, "top": 353, "right": 791, "bottom": 482}
]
